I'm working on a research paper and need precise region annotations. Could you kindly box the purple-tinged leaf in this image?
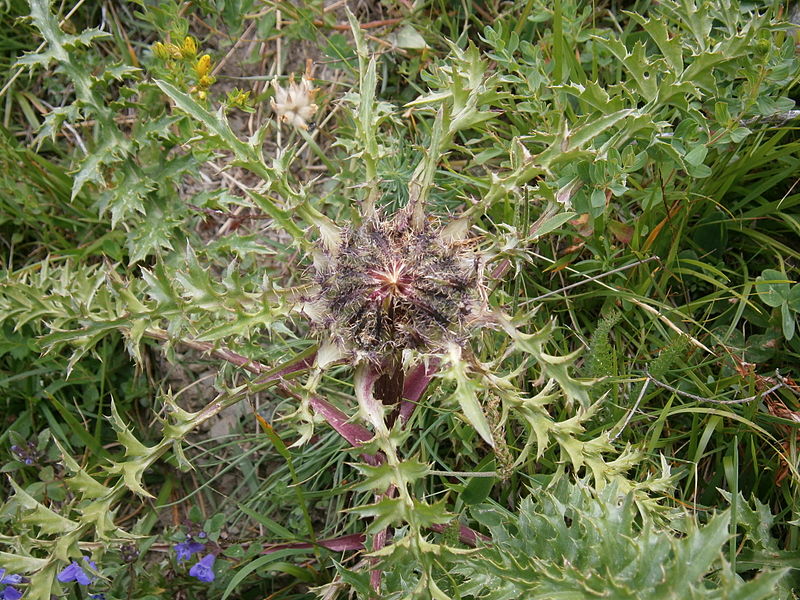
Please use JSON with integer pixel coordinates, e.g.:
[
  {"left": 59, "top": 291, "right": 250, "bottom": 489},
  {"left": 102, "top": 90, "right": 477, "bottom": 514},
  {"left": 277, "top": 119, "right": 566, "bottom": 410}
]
[
  {"left": 399, "top": 359, "right": 440, "bottom": 424},
  {"left": 307, "top": 395, "right": 384, "bottom": 466},
  {"left": 371, "top": 528, "right": 388, "bottom": 590}
]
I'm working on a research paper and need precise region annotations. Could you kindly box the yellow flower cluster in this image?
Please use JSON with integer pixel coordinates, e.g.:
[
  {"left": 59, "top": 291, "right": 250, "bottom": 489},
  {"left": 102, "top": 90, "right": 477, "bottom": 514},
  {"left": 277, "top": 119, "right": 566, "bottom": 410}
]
[
  {"left": 194, "top": 54, "right": 215, "bottom": 97},
  {"left": 152, "top": 36, "right": 198, "bottom": 60},
  {"left": 151, "top": 37, "right": 214, "bottom": 100}
]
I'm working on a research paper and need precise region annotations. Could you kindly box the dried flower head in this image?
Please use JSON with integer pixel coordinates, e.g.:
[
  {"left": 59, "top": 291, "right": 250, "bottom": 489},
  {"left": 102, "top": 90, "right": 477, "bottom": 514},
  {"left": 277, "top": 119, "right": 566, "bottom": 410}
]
[
  {"left": 307, "top": 210, "right": 485, "bottom": 366},
  {"left": 270, "top": 70, "right": 318, "bottom": 130}
]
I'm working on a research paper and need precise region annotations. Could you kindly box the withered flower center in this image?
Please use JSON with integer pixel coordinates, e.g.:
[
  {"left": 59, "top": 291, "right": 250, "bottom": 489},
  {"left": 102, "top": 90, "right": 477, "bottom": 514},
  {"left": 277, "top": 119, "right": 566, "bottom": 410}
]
[
  {"left": 309, "top": 214, "right": 484, "bottom": 365},
  {"left": 368, "top": 259, "right": 412, "bottom": 301}
]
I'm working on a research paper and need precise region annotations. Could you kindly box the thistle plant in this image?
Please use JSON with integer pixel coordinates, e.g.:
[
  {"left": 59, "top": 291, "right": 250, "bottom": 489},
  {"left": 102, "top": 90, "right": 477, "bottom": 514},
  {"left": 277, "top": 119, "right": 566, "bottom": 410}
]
[
  {"left": 455, "top": 479, "right": 788, "bottom": 600},
  {"left": 270, "top": 63, "right": 319, "bottom": 130},
  {"left": 1, "top": 0, "right": 799, "bottom": 598}
]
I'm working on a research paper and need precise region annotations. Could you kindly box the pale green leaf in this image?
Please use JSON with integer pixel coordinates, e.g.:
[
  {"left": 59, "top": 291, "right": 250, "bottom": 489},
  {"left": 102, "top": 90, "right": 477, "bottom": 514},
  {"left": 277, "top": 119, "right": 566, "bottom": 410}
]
[
  {"left": 781, "top": 302, "right": 795, "bottom": 341},
  {"left": 756, "top": 269, "right": 790, "bottom": 307}
]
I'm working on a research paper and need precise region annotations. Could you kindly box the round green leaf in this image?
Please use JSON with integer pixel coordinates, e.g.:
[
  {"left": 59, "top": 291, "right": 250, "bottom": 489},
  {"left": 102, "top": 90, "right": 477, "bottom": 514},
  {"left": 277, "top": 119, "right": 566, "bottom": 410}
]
[
  {"left": 756, "top": 269, "right": 790, "bottom": 307},
  {"left": 787, "top": 283, "right": 800, "bottom": 312}
]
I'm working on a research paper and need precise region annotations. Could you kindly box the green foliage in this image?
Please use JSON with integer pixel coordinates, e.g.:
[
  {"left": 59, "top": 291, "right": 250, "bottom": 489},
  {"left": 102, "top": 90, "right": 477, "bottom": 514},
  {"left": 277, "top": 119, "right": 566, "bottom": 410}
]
[
  {"left": 756, "top": 269, "right": 800, "bottom": 340},
  {"left": 1, "top": 0, "right": 800, "bottom": 598},
  {"left": 585, "top": 310, "right": 622, "bottom": 387},
  {"left": 456, "top": 480, "right": 788, "bottom": 599}
]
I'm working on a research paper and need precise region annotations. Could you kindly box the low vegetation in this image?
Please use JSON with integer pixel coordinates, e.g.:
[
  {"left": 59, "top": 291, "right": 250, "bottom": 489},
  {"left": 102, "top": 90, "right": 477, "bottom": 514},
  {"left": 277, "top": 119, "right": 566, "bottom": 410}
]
[{"left": 1, "top": 1, "right": 799, "bottom": 598}]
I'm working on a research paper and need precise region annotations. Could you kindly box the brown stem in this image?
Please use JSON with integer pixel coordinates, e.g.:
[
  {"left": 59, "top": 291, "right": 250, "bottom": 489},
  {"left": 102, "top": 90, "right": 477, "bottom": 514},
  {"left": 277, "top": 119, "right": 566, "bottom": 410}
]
[
  {"left": 144, "top": 328, "right": 268, "bottom": 374},
  {"left": 313, "top": 17, "right": 403, "bottom": 30}
]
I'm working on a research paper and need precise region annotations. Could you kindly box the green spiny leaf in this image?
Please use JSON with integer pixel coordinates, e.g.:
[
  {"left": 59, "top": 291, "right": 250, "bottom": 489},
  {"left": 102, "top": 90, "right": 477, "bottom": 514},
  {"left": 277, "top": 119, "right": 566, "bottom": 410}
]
[{"left": 8, "top": 479, "right": 79, "bottom": 534}]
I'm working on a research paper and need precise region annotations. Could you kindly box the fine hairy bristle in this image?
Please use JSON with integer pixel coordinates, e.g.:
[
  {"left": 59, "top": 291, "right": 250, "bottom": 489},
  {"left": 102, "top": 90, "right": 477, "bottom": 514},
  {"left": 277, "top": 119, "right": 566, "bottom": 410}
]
[{"left": 308, "top": 213, "right": 484, "bottom": 364}]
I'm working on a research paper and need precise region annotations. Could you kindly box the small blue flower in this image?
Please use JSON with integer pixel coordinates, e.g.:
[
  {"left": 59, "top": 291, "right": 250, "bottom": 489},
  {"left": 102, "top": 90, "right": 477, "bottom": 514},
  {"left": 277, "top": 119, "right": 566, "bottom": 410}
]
[
  {"left": 2, "top": 586, "right": 22, "bottom": 600},
  {"left": 57, "top": 557, "right": 97, "bottom": 585},
  {"left": 0, "top": 568, "right": 23, "bottom": 600},
  {"left": 89, "top": 594, "right": 107, "bottom": 600},
  {"left": 189, "top": 553, "right": 216, "bottom": 583},
  {"left": 0, "top": 569, "right": 22, "bottom": 585},
  {"left": 174, "top": 540, "right": 205, "bottom": 562}
]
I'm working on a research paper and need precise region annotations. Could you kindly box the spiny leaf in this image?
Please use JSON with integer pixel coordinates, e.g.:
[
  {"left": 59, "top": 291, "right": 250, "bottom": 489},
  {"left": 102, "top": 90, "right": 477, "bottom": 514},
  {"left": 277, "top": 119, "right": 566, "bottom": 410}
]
[
  {"left": 460, "top": 480, "right": 784, "bottom": 599},
  {"left": 352, "top": 459, "right": 430, "bottom": 491},
  {"left": 442, "top": 345, "right": 494, "bottom": 447},
  {"left": 8, "top": 479, "right": 79, "bottom": 535},
  {"left": 0, "top": 551, "right": 48, "bottom": 573}
]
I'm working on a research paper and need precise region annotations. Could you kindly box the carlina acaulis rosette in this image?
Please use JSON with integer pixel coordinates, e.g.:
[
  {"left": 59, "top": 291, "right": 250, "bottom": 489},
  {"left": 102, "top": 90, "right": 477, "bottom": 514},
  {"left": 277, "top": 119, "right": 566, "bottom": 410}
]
[{"left": 304, "top": 203, "right": 488, "bottom": 404}]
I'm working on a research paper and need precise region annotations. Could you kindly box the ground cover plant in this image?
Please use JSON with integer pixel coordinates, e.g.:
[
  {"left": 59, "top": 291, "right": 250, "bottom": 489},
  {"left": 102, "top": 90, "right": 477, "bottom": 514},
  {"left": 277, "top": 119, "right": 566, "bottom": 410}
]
[{"left": 1, "top": 0, "right": 800, "bottom": 598}]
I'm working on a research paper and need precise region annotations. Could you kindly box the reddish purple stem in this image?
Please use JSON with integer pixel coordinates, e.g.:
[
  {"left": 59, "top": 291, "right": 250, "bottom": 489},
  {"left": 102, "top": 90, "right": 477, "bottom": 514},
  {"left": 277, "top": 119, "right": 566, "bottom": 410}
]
[
  {"left": 261, "top": 533, "right": 365, "bottom": 554},
  {"left": 370, "top": 485, "right": 397, "bottom": 589},
  {"left": 258, "top": 352, "right": 316, "bottom": 383}
]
